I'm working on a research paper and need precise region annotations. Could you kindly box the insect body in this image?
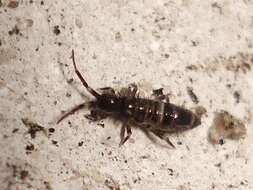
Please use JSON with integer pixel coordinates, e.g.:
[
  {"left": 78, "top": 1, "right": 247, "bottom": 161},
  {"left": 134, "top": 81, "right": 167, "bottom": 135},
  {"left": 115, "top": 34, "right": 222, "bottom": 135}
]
[{"left": 57, "top": 50, "right": 201, "bottom": 147}]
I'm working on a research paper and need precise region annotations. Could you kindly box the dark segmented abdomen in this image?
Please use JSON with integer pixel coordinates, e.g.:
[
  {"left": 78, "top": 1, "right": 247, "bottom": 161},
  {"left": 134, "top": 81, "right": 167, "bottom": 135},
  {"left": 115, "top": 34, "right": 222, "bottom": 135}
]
[
  {"left": 123, "top": 97, "right": 200, "bottom": 130},
  {"left": 124, "top": 98, "right": 164, "bottom": 124},
  {"left": 160, "top": 103, "right": 174, "bottom": 126}
]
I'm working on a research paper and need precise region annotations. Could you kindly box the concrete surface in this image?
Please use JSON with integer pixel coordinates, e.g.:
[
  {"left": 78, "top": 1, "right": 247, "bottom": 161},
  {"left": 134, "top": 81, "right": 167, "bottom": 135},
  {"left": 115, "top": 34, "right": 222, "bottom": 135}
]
[{"left": 0, "top": 0, "right": 253, "bottom": 189}]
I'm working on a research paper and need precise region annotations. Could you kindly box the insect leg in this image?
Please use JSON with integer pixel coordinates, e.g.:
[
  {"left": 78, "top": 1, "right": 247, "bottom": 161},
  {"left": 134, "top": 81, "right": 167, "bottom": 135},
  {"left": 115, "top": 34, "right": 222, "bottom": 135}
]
[
  {"left": 57, "top": 103, "right": 85, "bottom": 124},
  {"left": 152, "top": 88, "right": 170, "bottom": 102},
  {"left": 119, "top": 122, "right": 132, "bottom": 146},
  {"left": 71, "top": 50, "right": 100, "bottom": 98},
  {"left": 152, "top": 130, "right": 175, "bottom": 148},
  {"left": 85, "top": 109, "right": 108, "bottom": 121},
  {"left": 126, "top": 83, "right": 138, "bottom": 98}
]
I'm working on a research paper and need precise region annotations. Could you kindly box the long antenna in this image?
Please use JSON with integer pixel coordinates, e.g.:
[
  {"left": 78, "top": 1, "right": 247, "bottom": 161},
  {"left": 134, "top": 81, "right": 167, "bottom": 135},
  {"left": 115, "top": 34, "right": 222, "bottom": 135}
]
[{"left": 71, "top": 50, "right": 101, "bottom": 98}]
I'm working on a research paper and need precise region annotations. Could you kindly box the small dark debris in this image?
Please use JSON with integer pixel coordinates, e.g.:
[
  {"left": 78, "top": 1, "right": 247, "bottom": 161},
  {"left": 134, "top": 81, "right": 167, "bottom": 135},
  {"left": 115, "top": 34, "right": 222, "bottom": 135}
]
[
  {"left": 227, "top": 184, "right": 237, "bottom": 189},
  {"left": 7, "top": 0, "right": 19, "bottom": 8},
  {"left": 53, "top": 25, "right": 60, "bottom": 35},
  {"left": 52, "top": 140, "right": 58, "bottom": 146},
  {"left": 233, "top": 91, "right": 240, "bottom": 104},
  {"left": 12, "top": 128, "right": 19, "bottom": 133},
  {"left": 66, "top": 92, "right": 71, "bottom": 97},
  {"left": 107, "top": 136, "right": 111, "bottom": 140},
  {"left": 57, "top": 42, "right": 62, "bottom": 46},
  {"left": 44, "top": 181, "right": 52, "bottom": 190},
  {"left": 0, "top": 0, "right": 2, "bottom": 7},
  {"left": 177, "top": 141, "right": 182, "bottom": 145},
  {"left": 115, "top": 32, "right": 122, "bottom": 42},
  {"left": 20, "top": 170, "right": 29, "bottom": 180},
  {"left": 29, "top": 0, "right": 33, "bottom": 4},
  {"left": 78, "top": 141, "right": 83, "bottom": 146},
  {"left": 164, "top": 53, "right": 170, "bottom": 58},
  {"left": 186, "top": 64, "right": 198, "bottom": 71},
  {"left": 53, "top": 100, "right": 57, "bottom": 105},
  {"left": 191, "top": 40, "right": 199, "bottom": 47},
  {"left": 48, "top": 128, "right": 55, "bottom": 133},
  {"left": 67, "top": 78, "right": 74, "bottom": 84},
  {"left": 219, "top": 138, "right": 225, "bottom": 145},
  {"left": 8, "top": 26, "right": 20, "bottom": 35},
  {"left": 187, "top": 87, "right": 199, "bottom": 104},
  {"left": 214, "top": 163, "right": 221, "bottom": 167},
  {"left": 26, "top": 143, "right": 34, "bottom": 151},
  {"left": 226, "top": 84, "right": 232, "bottom": 88},
  {"left": 40, "top": 1, "right": 44, "bottom": 6},
  {"left": 21, "top": 118, "right": 46, "bottom": 138},
  {"left": 168, "top": 168, "right": 174, "bottom": 176},
  {"left": 35, "top": 47, "right": 39, "bottom": 51},
  {"left": 0, "top": 39, "right": 2, "bottom": 46},
  {"left": 131, "top": 28, "right": 135, "bottom": 32},
  {"left": 240, "top": 180, "right": 248, "bottom": 186},
  {"left": 97, "top": 121, "right": 104, "bottom": 128},
  {"left": 211, "top": 2, "right": 222, "bottom": 14}
]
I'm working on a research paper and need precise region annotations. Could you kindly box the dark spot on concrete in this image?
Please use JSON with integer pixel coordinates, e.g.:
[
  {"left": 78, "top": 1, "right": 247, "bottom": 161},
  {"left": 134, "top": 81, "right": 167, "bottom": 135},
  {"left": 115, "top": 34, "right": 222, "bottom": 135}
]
[
  {"left": 21, "top": 118, "right": 46, "bottom": 138},
  {"left": 8, "top": 26, "right": 20, "bottom": 35},
  {"left": 226, "top": 84, "right": 232, "bottom": 88},
  {"left": 52, "top": 140, "right": 58, "bottom": 146},
  {"left": 7, "top": 0, "right": 19, "bottom": 8},
  {"left": 48, "top": 128, "right": 55, "bottom": 133},
  {"left": 40, "top": 1, "right": 44, "bottom": 5},
  {"left": 168, "top": 168, "right": 174, "bottom": 176},
  {"left": 219, "top": 138, "right": 225, "bottom": 145},
  {"left": 66, "top": 92, "right": 71, "bottom": 97},
  {"left": 107, "top": 136, "right": 111, "bottom": 140},
  {"left": 53, "top": 25, "right": 60, "bottom": 35},
  {"left": 187, "top": 87, "right": 199, "bottom": 104},
  {"left": 233, "top": 91, "right": 240, "bottom": 103},
  {"left": 67, "top": 78, "right": 73, "bottom": 84},
  {"left": 12, "top": 128, "right": 19, "bottom": 133},
  {"left": 35, "top": 47, "right": 39, "bottom": 51},
  {"left": 191, "top": 40, "right": 199, "bottom": 46},
  {"left": 26, "top": 143, "right": 34, "bottom": 154},
  {"left": 164, "top": 53, "right": 170, "bottom": 58},
  {"left": 115, "top": 32, "right": 122, "bottom": 42},
  {"left": 211, "top": 2, "right": 222, "bottom": 14},
  {"left": 44, "top": 181, "right": 52, "bottom": 190},
  {"left": 20, "top": 170, "right": 29, "bottom": 180},
  {"left": 78, "top": 141, "right": 83, "bottom": 146},
  {"left": 186, "top": 64, "right": 198, "bottom": 71}
]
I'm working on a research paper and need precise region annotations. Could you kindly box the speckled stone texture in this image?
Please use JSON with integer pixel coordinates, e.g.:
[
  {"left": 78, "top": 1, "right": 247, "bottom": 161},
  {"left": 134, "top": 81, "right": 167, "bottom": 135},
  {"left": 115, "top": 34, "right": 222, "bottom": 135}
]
[{"left": 0, "top": 0, "right": 253, "bottom": 189}]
